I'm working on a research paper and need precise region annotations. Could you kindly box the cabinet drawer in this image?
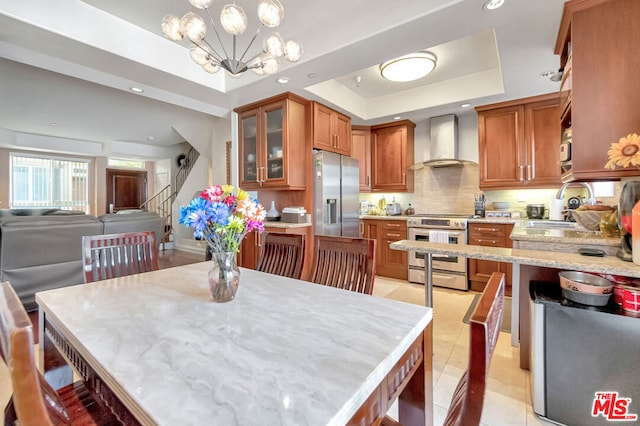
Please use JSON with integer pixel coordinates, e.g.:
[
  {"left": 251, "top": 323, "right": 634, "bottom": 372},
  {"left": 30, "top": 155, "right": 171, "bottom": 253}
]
[
  {"left": 382, "top": 221, "right": 407, "bottom": 230},
  {"left": 380, "top": 220, "right": 406, "bottom": 239},
  {"left": 469, "top": 235, "right": 505, "bottom": 247},
  {"left": 382, "top": 230, "right": 407, "bottom": 240}
]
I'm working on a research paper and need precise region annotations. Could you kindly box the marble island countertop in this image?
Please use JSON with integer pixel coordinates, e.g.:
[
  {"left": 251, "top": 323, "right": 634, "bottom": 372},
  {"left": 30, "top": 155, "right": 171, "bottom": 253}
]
[
  {"left": 390, "top": 240, "right": 640, "bottom": 278},
  {"left": 36, "top": 264, "right": 432, "bottom": 425}
]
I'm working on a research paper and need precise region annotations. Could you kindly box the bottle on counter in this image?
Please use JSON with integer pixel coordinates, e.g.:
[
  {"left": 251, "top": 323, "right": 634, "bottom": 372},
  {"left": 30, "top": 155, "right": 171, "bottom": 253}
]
[{"left": 405, "top": 203, "right": 415, "bottom": 216}]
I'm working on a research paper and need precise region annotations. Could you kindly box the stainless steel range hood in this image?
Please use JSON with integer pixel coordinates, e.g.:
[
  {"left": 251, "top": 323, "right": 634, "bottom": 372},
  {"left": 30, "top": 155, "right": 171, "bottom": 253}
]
[{"left": 409, "top": 114, "right": 477, "bottom": 170}]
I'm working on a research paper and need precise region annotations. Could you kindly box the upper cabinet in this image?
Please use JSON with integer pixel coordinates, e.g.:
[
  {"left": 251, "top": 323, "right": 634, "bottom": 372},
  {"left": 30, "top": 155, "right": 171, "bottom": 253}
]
[
  {"left": 351, "top": 126, "right": 371, "bottom": 192},
  {"left": 555, "top": 0, "right": 640, "bottom": 182},
  {"left": 476, "top": 93, "right": 562, "bottom": 190},
  {"left": 371, "top": 120, "right": 415, "bottom": 192},
  {"left": 312, "top": 102, "right": 352, "bottom": 156},
  {"left": 235, "top": 92, "right": 309, "bottom": 190}
]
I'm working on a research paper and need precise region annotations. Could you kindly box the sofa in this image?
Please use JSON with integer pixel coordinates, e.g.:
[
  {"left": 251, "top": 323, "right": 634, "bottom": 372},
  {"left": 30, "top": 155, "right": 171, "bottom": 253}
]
[{"left": 0, "top": 209, "right": 165, "bottom": 311}]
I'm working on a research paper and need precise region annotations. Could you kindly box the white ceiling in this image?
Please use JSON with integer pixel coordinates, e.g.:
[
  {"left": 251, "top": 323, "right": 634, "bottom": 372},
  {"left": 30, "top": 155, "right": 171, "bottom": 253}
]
[{"left": 0, "top": 0, "right": 565, "bottom": 159}]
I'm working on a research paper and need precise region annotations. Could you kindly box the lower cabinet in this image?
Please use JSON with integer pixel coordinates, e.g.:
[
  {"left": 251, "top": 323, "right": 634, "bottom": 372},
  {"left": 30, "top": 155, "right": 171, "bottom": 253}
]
[
  {"left": 468, "top": 223, "right": 514, "bottom": 297},
  {"left": 361, "top": 219, "right": 407, "bottom": 280}
]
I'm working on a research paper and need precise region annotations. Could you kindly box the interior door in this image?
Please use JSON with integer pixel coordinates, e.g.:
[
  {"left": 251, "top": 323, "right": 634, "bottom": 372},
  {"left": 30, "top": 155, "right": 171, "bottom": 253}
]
[{"left": 106, "top": 169, "right": 147, "bottom": 212}]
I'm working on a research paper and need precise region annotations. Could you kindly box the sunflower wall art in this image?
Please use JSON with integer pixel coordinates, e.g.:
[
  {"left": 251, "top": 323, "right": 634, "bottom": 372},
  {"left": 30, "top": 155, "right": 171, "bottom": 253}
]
[{"left": 604, "top": 133, "right": 640, "bottom": 170}]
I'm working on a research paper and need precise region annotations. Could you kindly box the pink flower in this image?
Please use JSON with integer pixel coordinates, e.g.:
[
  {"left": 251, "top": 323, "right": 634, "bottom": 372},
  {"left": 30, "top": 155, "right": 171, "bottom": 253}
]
[{"left": 201, "top": 185, "right": 224, "bottom": 202}]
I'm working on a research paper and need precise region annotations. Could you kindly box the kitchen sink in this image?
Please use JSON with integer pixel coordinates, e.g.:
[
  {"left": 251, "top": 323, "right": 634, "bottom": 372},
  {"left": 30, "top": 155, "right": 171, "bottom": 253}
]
[{"left": 524, "top": 220, "right": 581, "bottom": 229}]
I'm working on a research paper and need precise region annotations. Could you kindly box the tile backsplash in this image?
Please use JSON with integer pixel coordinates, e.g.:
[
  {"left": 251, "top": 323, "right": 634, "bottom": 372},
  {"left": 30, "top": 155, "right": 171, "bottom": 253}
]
[{"left": 359, "top": 164, "right": 622, "bottom": 218}]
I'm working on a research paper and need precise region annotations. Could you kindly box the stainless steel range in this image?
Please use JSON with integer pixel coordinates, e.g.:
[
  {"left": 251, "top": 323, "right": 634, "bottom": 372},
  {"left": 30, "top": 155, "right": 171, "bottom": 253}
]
[{"left": 407, "top": 214, "right": 470, "bottom": 290}]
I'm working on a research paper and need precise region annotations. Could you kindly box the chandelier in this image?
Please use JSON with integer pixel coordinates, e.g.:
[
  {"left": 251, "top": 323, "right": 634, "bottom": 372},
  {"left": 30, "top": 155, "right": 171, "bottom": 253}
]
[{"left": 161, "top": 0, "right": 303, "bottom": 76}]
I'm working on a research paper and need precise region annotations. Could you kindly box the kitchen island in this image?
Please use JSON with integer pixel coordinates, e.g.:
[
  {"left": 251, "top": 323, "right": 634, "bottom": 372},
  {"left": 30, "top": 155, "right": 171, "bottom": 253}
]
[
  {"left": 37, "top": 263, "right": 433, "bottom": 425},
  {"left": 390, "top": 239, "right": 640, "bottom": 370}
]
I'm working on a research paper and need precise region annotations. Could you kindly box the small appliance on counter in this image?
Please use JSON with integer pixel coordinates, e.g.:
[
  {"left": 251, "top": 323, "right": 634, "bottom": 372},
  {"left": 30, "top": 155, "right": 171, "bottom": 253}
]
[
  {"left": 386, "top": 197, "right": 402, "bottom": 216},
  {"left": 360, "top": 200, "right": 370, "bottom": 215},
  {"left": 526, "top": 204, "right": 545, "bottom": 219},
  {"left": 485, "top": 210, "right": 522, "bottom": 219},
  {"left": 281, "top": 206, "right": 307, "bottom": 223},
  {"left": 474, "top": 193, "right": 486, "bottom": 217}
]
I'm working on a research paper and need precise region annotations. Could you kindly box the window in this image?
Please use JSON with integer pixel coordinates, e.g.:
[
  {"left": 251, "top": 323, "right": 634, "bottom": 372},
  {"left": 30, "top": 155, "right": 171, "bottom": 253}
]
[
  {"left": 9, "top": 154, "right": 90, "bottom": 212},
  {"left": 108, "top": 158, "right": 145, "bottom": 169}
]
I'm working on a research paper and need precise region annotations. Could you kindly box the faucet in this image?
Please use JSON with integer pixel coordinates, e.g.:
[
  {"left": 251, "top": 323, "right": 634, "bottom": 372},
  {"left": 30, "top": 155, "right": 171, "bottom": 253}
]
[{"left": 555, "top": 182, "right": 595, "bottom": 204}]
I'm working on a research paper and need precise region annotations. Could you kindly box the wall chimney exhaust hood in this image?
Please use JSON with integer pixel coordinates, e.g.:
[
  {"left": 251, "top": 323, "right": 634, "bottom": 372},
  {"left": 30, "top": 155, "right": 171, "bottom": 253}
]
[{"left": 409, "top": 114, "right": 477, "bottom": 170}]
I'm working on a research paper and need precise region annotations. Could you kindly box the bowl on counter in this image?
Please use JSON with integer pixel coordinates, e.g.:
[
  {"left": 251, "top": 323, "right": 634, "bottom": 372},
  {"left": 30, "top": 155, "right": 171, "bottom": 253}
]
[
  {"left": 569, "top": 210, "right": 607, "bottom": 231},
  {"left": 559, "top": 271, "right": 614, "bottom": 294},
  {"left": 492, "top": 202, "right": 510, "bottom": 210}
]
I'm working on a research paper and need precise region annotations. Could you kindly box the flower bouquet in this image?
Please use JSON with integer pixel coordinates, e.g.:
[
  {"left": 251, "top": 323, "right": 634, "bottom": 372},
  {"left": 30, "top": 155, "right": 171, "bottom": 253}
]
[{"left": 179, "top": 184, "right": 265, "bottom": 301}]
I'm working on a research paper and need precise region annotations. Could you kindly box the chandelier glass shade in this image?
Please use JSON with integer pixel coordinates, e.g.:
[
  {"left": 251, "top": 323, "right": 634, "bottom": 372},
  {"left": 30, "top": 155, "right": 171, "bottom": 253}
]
[
  {"left": 380, "top": 51, "right": 437, "bottom": 82},
  {"left": 161, "top": 0, "right": 302, "bottom": 76}
]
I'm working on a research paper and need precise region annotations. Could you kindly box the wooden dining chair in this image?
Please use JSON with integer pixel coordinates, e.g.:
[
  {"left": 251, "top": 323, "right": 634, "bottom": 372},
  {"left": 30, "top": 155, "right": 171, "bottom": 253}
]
[
  {"left": 443, "top": 271, "right": 506, "bottom": 426},
  {"left": 256, "top": 232, "right": 305, "bottom": 279},
  {"left": 82, "top": 231, "right": 159, "bottom": 283},
  {"left": 309, "top": 235, "right": 376, "bottom": 294},
  {"left": 0, "top": 281, "right": 119, "bottom": 425}
]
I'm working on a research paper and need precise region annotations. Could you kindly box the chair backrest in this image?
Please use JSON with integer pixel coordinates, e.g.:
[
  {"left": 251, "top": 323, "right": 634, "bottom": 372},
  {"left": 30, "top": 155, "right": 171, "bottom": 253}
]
[
  {"left": 0, "top": 281, "right": 68, "bottom": 426},
  {"left": 443, "top": 272, "right": 506, "bottom": 426},
  {"left": 309, "top": 235, "right": 376, "bottom": 294},
  {"left": 82, "top": 231, "right": 159, "bottom": 283},
  {"left": 256, "top": 232, "right": 305, "bottom": 279}
]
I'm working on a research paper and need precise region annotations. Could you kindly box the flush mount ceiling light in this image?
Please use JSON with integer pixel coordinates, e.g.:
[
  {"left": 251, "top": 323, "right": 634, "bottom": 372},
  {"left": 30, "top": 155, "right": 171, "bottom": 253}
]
[
  {"left": 162, "top": 0, "right": 303, "bottom": 76},
  {"left": 380, "top": 51, "right": 437, "bottom": 82},
  {"left": 483, "top": 0, "right": 505, "bottom": 10}
]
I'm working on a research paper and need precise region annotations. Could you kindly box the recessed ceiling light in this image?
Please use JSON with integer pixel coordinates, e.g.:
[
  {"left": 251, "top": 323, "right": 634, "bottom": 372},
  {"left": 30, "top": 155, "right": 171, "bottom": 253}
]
[
  {"left": 48, "top": 122, "right": 58, "bottom": 126},
  {"left": 277, "top": 77, "right": 289, "bottom": 84},
  {"left": 483, "top": 0, "right": 504, "bottom": 10},
  {"left": 460, "top": 103, "right": 471, "bottom": 108},
  {"left": 147, "top": 136, "right": 155, "bottom": 141},
  {"left": 393, "top": 116, "right": 402, "bottom": 120},
  {"left": 130, "top": 87, "right": 144, "bottom": 93},
  {"left": 380, "top": 51, "right": 437, "bottom": 82},
  {"left": 307, "top": 72, "right": 318, "bottom": 79}
]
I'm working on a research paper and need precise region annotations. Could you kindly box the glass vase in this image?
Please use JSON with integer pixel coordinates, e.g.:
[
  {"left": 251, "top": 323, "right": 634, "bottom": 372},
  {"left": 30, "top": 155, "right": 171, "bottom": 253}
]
[{"left": 208, "top": 251, "right": 240, "bottom": 302}]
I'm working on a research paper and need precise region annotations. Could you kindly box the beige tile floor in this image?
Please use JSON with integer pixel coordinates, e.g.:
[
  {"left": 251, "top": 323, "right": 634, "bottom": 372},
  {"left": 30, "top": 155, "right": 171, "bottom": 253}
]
[
  {"left": 0, "top": 276, "right": 552, "bottom": 425},
  {"left": 373, "top": 276, "right": 551, "bottom": 426}
]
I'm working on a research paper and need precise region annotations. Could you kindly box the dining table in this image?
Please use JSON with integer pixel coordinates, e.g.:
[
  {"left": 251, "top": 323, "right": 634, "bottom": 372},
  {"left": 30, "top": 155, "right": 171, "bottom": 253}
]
[{"left": 36, "top": 261, "right": 434, "bottom": 426}]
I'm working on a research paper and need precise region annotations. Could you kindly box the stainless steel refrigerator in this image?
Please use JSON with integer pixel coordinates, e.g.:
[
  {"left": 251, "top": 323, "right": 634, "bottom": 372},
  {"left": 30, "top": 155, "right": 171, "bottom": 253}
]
[{"left": 313, "top": 151, "right": 360, "bottom": 237}]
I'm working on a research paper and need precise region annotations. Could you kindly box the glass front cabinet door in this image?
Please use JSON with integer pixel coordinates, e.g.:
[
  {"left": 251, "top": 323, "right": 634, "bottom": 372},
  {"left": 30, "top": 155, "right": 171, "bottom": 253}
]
[{"left": 236, "top": 93, "right": 309, "bottom": 191}]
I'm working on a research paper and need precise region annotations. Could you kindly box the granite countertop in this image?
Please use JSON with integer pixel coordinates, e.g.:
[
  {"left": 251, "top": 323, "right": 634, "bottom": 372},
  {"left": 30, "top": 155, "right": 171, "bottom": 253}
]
[
  {"left": 510, "top": 225, "right": 620, "bottom": 247},
  {"left": 263, "top": 221, "right": 312, "bottom": 228},
  {"left": 36, "top": 263, "right": 432, "bottom": 425},
  {"left": 390, "top": 240, "right": 640, "bottom": 278},
  {"left": 469, "top": 217, "right": 521, "bottom": 225},
  {"left": 360, "top": 214, "right": 409, "bottom": 220}
]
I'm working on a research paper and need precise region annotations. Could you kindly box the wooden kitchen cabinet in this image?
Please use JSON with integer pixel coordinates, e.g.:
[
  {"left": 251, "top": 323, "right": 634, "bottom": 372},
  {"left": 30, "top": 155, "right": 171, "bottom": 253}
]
[
  {"left": 352, "top": 126, "right": 371, "bottom": 192},
  {"left": 312, "top": 102, "right": 352, "bottom": 156},
  {"left": 555, "top": 0, "right": 640, "bottom": 182},
  {"left": 361, "top": 219, "right": 407, "bottom": 280},
  {"left": 476, "top": 93, "right": 561, "bottom": 190},
  {"left": 371, "top": 120, "right": 415, "bottom": 192},
  {"left": 468, "top": 222, "right": 514, "bottom": 296},
  {"left": 235, "top": 92, "right": 309, "bottom": 190}
]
